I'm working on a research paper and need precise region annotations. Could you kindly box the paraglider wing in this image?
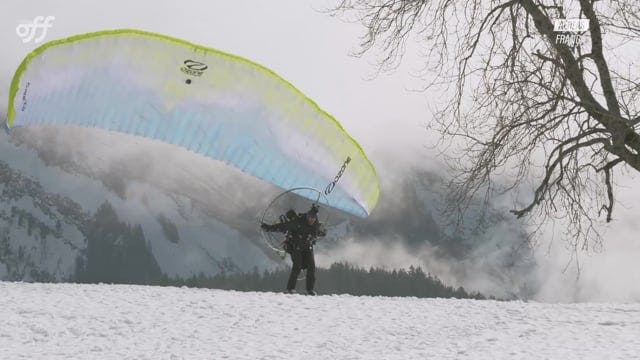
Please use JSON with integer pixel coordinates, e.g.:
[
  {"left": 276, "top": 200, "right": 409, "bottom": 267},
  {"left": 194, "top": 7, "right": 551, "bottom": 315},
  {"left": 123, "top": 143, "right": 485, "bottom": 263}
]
[{"left": 7, "top": 29, "right": 380, "bottom": 217}]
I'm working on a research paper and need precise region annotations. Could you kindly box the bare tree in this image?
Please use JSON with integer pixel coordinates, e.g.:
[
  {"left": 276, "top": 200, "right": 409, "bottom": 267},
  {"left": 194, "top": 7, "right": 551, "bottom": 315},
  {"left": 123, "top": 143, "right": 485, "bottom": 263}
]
[{"left": 331, "top": 0, "right": 640, "bottom": 254}]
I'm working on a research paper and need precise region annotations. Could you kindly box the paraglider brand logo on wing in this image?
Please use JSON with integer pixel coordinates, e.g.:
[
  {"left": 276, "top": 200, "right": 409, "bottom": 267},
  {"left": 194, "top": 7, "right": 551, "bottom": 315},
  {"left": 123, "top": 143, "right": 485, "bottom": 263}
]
[
  {"left": 16, "top": 16, "right": 55, "bottom": 44},
  {"left": 180, "top": 60, "right": 208, "bottom": 77},
  {"left": 20, "top": 82, "right": 31, "bottom": 112},
  {"left": 325, "top": 157, "right": 351, "bottom": 195}
]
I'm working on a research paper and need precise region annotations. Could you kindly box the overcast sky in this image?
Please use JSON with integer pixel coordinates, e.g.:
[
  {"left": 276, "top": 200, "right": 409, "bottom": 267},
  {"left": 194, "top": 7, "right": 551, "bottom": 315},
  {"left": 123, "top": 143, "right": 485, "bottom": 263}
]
[
  {"left": 2, "top": 0, "right": 640, "bottom": 301},
  {"left": 1, "top": 0, "right": 436, "bottom": 160}
]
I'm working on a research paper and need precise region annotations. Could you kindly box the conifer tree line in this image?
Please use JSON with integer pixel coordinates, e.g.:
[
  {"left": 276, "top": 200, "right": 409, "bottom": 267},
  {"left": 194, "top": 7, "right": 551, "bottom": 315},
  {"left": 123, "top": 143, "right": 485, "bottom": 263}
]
[
  {"left": 170, "top": 263, "right": 487, "bottom": 299},
  {"left": 70, "top": 200, "right": 487, "bottom": 299},
  {"left": 74, "top": 202, "right": 163, "bottom": 284}
]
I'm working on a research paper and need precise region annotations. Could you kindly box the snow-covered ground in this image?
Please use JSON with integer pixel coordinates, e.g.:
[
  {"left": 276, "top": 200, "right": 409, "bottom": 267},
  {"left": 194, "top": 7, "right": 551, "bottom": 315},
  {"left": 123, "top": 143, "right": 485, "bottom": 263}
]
[{"left": 1, "top": 282, "right": 639, "bottom": 359}]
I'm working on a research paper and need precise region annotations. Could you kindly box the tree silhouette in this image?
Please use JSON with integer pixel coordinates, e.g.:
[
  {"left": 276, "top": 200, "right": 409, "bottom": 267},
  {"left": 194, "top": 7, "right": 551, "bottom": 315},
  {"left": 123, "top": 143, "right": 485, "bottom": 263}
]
[{"left": 332, "top": 0, "right": 640, "bottom": 254}]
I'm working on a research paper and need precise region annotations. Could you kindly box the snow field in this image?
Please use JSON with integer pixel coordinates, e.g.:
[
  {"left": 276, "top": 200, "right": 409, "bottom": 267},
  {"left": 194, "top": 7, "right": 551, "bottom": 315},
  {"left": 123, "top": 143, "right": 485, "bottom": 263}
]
[{"left": 1, "top": 282, "right": 639, "bottom": 359}]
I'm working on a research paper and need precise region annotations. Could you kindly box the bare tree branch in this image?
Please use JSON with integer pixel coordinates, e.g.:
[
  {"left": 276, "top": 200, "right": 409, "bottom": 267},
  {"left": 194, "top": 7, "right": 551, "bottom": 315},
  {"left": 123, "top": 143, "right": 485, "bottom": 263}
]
[{"left": 331, "top": 0, "right": 640, "bottom": 252}]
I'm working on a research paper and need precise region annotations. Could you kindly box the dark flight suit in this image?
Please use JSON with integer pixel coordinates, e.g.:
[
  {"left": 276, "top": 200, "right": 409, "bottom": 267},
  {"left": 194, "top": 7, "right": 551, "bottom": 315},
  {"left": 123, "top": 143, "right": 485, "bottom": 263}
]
[{"left": 262, "top": 214, "right": 326, "bottom": 291}]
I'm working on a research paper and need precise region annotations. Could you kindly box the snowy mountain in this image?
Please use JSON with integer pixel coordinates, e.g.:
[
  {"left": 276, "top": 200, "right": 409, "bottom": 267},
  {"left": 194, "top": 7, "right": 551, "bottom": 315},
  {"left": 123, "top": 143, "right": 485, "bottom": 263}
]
[
  {"left": 0, "top": 127, "right": 277, "bottom": 282},
  {"left": 0, "top": 156, "right": 274, "bottom": 282},
  {"left": 2, "top": 282, "right": 638, "bottom": 360},
  {"left": 0, "top": 126, "right": 535, "bottom": 298}
]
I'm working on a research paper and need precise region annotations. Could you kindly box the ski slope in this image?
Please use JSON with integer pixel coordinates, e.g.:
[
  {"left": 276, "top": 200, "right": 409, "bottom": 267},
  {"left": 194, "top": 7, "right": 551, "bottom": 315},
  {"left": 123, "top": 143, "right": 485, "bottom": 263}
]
[{"left": 1, "top": 282, "right": 638, "bottom": 359}]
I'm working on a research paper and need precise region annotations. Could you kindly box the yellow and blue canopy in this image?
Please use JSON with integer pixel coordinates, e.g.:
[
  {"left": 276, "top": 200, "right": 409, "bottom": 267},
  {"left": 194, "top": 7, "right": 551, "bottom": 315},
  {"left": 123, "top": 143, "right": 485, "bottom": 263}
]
[{"left": 7, "top": 29, "right": 379, "bottom": 217}]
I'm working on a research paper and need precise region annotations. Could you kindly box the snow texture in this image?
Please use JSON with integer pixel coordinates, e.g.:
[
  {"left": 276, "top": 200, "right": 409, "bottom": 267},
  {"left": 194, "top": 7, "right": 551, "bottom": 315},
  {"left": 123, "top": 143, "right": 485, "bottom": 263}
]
[{"left": 1, "top": 282, "right": 639, "bottom": 359}]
